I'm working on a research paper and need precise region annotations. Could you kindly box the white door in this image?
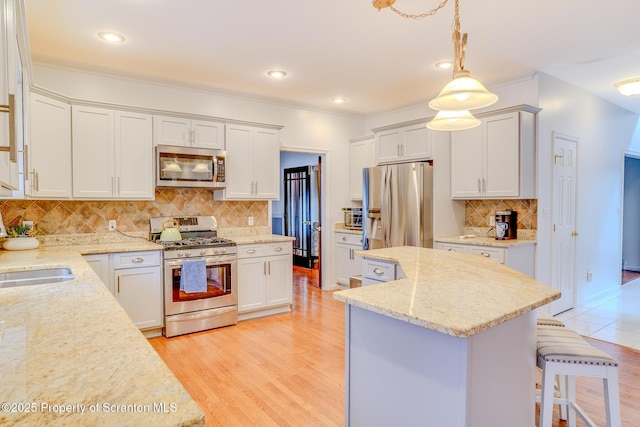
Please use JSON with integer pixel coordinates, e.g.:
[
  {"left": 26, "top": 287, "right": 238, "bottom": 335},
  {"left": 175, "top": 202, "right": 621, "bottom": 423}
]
[{"left": 551, "top": 133, "right": 578, "bottom": 314}]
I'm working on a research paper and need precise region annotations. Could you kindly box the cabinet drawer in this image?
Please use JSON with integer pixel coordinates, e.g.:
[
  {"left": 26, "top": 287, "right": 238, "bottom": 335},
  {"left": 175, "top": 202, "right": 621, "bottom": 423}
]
[
  {"left": 363, "top": 259, "right": 396, "bottom": 283},
  {"left": 434, "top": 242, "right": 469, "bottom": 253},
  {"left": 468, "top": 246, "right": 505, "bottom": 263},
  {"left": 237, "top": 241, "right": 293, "bottom": 259},
  {"left": 112, "top": 251, "right": 161, "bottom": 269},
  {"left": 336, "top": 232, "right": 363, "bottom": 247}
]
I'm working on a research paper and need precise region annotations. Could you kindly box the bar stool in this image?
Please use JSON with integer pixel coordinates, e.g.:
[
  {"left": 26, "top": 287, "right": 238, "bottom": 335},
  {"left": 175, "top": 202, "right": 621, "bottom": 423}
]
[
  {"left": 535, "top": 310, "right": 568, "bottom": 420},
  {"left": 537, "top": 310, "right": 565, "bottom": 327},
  {"left": 537, "top": 325, "right": 621, "bottom": 427}
]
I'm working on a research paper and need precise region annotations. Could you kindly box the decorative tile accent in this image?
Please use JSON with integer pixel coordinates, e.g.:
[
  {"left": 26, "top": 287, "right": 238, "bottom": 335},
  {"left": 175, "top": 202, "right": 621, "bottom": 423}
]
[
  {"left": 465, "top": 199, "right": 537, "bottom": 230},
  {"left": 0, "top": 189, "right": 268, "bottom": 235}
]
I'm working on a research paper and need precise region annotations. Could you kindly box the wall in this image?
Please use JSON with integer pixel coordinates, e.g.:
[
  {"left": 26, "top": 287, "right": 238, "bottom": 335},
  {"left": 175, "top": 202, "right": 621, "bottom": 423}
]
[
  {"left": 28, "top": 63, "right": 366, "bottom": 290},
  {"left": 0, "top": 188, "right": 268, "bottom": 234},
  {"left": 537, "top": 72, "right": 640, "bottom": 307}
]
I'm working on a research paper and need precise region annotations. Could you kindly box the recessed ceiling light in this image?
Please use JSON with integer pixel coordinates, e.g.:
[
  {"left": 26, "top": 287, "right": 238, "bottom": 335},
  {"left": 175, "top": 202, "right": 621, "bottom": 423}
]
[
  {"left": 98, "top": 32, "right": 125, "bottom": 43},
  {"left": 435, "top": 61, "right": 453, "bottom": 70},
  {"left": 332, "top": 97, "right": 347, "bottom": 104},
  {"left": 267, "top": 70, "right": 287, "bottom": 79},
  {"left": 615, "top": 78, "right": 640, "bottom": 97}
]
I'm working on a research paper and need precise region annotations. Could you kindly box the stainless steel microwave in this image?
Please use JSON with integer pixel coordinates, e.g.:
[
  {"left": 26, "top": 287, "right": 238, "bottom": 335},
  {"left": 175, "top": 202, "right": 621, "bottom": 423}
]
[{"left": 156, "top": 144, "right": 226, "bottom": 188}]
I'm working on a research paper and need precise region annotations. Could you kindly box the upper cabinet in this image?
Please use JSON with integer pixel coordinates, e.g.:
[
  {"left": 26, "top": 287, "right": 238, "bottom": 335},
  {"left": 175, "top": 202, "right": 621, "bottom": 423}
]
[
  {"left": 26, "top": 93, "right": 72, "bottom": 198},
  {"left": 450, "top": 106, "right": 538, "bottom": 199},
  {"left": 153, "top": 115, "right": 224, "bottom": 150},
  {"left": 376, "top": 123, "right": 432, "bottom": 164},
  {"left": 0, "top": 0, "right": 18, "bottom": 195},
  {"left": 349, "top": 135, "right": 376, "bottom": 201},
  {"left": 72, "top": 105, "right": 153, "bottom": 199},
  {"left": 220, "top": 124, "right": 280, "bottom": 200}
]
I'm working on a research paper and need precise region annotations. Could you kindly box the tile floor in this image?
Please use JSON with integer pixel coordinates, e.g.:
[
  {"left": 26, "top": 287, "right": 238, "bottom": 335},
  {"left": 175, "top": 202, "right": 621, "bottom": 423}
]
[{"left": 553, "top": 278, "right": 640, "bottom": 350}]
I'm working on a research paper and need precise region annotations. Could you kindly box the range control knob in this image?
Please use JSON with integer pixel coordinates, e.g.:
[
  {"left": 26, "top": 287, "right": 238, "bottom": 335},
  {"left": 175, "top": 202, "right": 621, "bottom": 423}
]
[
  {"left": 200, "top": 249, "right": 207, "bottom": 256},
  {"left": 176, "top": 252, "right": 184, "bottom": 258},
  {"left": 220, "top": 248, "right": 227, "bottom": 254},
  {"left": 214, "top": 248, "right": 221, "bottom": 254},
  {"left": 184, "top": 251, "right": 191, "bottom": 257}
]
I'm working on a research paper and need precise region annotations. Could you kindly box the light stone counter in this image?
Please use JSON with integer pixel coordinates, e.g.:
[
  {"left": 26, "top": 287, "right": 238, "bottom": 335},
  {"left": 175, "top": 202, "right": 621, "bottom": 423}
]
[
  {"left": 0, "top": 246, "right": 204, "bottom": 426},
  {"left": 334, "top": 246, "right": 558, "bottom": 337},
  {"left": 334, "top": 223, "right": 362, "bottom": 235},
  {"left": 434, "top": 235, "right": 536, "bottom": 248}
]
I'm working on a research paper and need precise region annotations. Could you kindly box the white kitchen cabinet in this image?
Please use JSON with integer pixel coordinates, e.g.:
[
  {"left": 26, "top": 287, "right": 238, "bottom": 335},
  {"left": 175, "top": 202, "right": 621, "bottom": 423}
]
[
  {"left": 376, "top": 122, "right": 432, "bottom": 164},
  {"left": 220, "top": 124, "right": 280, "bottom": 200},
  {"left": 0, "top": 0, "right": 17, "bottom": 194},
  {"left": 153, "top": 115, "right": 224, "bottom": 149},
  {"left": 112, "top": 251, "right": 162, "bottom": 332},
  {"left": 83, "top": 253, "right": 112, "bottom": 294},
  {"left": 362, "top": 257, "right": 399, "bottom": 286},
  {"left": 72, "top": 105, "right": 153, "bottom": 199},
  {"left": 433, "top": 241, "right": 535, "bottom": 277},
  {"left": 451, "top": 107, "right": 537, "bottom": 199},
  {"left": 335, "top": 231, "right": 363, "bottom": 286},
  {"left": 237, "top": 241, "right": 293, "bottom": 320},
  {"left": 26, "top": 92, "right": 72, "bottom": 198},
  {"left": 349, "top": 135, "right": 375, "bottom": 200}
]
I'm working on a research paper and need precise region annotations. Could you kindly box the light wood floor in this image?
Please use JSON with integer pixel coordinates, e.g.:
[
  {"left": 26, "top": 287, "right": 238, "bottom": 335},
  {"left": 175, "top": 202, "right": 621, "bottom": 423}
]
[{"left": 149, "top": 269, "right": 640, "bottom": 426}]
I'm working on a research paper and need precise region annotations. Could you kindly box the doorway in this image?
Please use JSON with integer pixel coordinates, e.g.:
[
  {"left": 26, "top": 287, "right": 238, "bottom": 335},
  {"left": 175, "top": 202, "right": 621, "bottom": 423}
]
[{"left": 621, "top": 154, "right": 640, "bottom": 284}]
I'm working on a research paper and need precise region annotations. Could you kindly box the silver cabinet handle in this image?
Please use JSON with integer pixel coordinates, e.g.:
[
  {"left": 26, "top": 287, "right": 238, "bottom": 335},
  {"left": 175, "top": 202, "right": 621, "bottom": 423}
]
[
  {"left": 477, "top": 178, "right": 481, "bottom": 193},
  {"left": 447, "top": 248, "right": 456, "bottom": 252},
  {"left": 117, "top": 276, "right": 120, "bottom": 293},
  {"left": 0, "top": 94, "right": 17, "bottom": 162},
  {"left": 132, "top": 257, "right": 144, "bottom": 263},
  {"left": 342, "top": 236, "right": 348, "bottom": 241},
  {"left": 268, "top": 261, "right": 271, "bottom": 275},
  {"left": 274, "top": 246, "right": 283, "bottom": 252},
  {"left": 373, "top": 267, "right": 384, "bottom": 275},
  {"left": 397, "top": 144, "right": 401, "bottom": 157},
  {"left": 480, "top": 252, "right": 490, "bottom": 257},
  {"left": 482, "top": 178, "right": 486, "bottom": 193},
  {"left": 247, "top": 249, "right": 256, "bottom": 254},
  {"left": 35, "top": 171, "right": 39, "bottom": 192},
  {"left": 263, "top": 261, "right": 267, "bottom": 275}
]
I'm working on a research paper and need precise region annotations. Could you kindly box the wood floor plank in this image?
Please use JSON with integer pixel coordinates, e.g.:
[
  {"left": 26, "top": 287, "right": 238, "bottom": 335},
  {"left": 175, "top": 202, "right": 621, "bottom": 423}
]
[{"left": 150, "top": 268, "right": 640, "bottom": 426}]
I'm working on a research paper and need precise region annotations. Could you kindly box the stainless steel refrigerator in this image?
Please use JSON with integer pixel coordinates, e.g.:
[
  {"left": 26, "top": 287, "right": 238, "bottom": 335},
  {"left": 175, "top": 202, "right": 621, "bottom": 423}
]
[{"left": 362, "top": 162, "right": 433, "bottom": 250}]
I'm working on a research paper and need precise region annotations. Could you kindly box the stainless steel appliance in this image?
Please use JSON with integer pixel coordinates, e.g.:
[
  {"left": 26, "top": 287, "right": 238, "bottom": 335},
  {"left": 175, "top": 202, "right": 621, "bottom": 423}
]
[
  {"left": 363, "top": 162, "right": 433, "bottom": 250},
  {"left": 150, "top": 216, "right": 237, "bottom": 337},
  {"left": 342, "top": 207, "right": 363, "bottom": 230},
  {"left": 495, "top": 210, "right": 517, "bottom": 240},
  {"left": 156, "top": 144, "right": 226, "bottom": 188}
]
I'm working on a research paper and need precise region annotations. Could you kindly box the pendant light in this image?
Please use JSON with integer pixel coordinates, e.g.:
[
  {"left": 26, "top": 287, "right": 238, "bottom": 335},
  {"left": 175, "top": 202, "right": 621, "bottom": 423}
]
[{"left": 427, "top": 110, "right": 480, "bottom": 131}]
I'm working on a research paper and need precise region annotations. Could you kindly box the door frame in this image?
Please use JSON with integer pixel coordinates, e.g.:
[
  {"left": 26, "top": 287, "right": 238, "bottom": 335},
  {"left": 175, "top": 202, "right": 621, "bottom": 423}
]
[{"left": 279, "top": 145, "right": 329, "bottom": 290}]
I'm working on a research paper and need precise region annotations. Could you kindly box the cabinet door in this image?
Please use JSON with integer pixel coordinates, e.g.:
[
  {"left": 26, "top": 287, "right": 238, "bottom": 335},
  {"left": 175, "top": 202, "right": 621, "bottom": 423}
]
[
  {"left": 377, "top": 129, "right": 401, "bottom": 164},
  {"left": 83, "top": 254, "right": 112, "bottom": 294},
  {"left": 72, "top": 106, "right": 114, "bottom": 198},
  {"left": 27, "top": 93, "right": 72, "bottom": 198},
  {"left": 115, "top": 111, "right": 153, "bottom": 199},
  {"left": 468, "top": 246, "right": 505, "bottom": 263},
  {"left": 114, "top": 266, "right": 162, "bottom": 329},
  {"left": 402, "top": 124, "right": 432, "bottom": 160},
  {"left": 253, "top": 127, "right": 279, "bottom": 199},
  {"left": 153, "top": 115, "right": 190, "bottom": 146},
  {"left": 450, "top": 125, "right": 483, "bottom": 199},
  {"left": 266, "top": 254, "right": 292, "bottom": 307},
  {"left": 336, "top": 243, "right": 353, "bottom": 286},
  {"left": 237, "top": 257, "right": 268, "bottom": 313},
  {"left": 192, "top": 119, "right": 224, "bottom": 149},
  {"left": 225, "top": 124, "right": 254, "bottom": 199},
  {"left": 433, "top": 242, "right": 469, "bottom": 253},
  {"left": 483, "top": 112, "right": 520, "bottom": 198},
  {"left": 350, "top": 138, "right": 373, "bottom": 200}
]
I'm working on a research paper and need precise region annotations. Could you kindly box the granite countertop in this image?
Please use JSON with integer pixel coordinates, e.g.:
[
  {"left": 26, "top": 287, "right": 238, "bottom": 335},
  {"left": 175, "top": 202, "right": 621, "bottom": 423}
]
[
  {"left": 0, "top": 246, "right": 204, "bottom": 426},
  {"left": 434, "top": 235, "right": 537, "bottom": 248},
  {"left": 230, "top": 234, "right": 296, "bottom": 245},
  {"left": 334, "top": 223, "right": 362, "bottom": 235},
  {"left": 333, "top": 246, "right": 559, "bottom": 338}
]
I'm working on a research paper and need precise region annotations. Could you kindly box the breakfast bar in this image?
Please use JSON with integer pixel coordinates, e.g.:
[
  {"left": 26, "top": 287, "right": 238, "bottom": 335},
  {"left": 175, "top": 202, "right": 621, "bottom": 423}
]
[{"left": 333, "top": 246, "right": 560, "bottom": 427}]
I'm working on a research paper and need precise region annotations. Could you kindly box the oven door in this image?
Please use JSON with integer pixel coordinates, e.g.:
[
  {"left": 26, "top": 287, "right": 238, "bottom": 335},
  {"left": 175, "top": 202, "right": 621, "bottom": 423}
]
[{"left": 164, "top": 254, "right": 237, "bottom": 316}]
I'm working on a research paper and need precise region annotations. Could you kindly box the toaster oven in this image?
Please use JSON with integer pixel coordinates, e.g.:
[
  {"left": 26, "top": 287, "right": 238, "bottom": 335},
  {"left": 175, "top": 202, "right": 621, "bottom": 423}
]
[{"left": 343, "top": 207, "right": 363, "bottom": 230}]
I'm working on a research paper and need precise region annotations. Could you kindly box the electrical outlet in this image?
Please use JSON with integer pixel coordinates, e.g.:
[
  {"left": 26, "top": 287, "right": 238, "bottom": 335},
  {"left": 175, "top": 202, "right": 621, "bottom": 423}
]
[
  {"left": 248, "top": 216, "right": 254, "bottom": 226},
  {"left": 108, "top": 220, "right": 117, "bottom": 232},
  {"left": 22, "top": 220, "right": 34, "bottom": 228},
  {"left": 586, "top": 270, "right": 592, "bottom": 282},
  {"left": 489, "top": 216, "right": 495, "bottom": 226}
]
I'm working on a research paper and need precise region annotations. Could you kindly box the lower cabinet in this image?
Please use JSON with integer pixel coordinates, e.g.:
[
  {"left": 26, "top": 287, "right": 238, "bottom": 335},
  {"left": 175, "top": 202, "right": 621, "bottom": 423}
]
[
  {"left": 335, "top": 232, "right": 363, "bottom": 286},
  {"left": 433, "top": 242, "right": 535, "bottom": 277},
  {"left": 237, "top": 241, "right": 293, "bottom": 321},
  {"left": 84, "top": 250, "right": 162, "bottom": 335},
  {"left": 362, "top": 257, "right": 399, "bottom": 286}
]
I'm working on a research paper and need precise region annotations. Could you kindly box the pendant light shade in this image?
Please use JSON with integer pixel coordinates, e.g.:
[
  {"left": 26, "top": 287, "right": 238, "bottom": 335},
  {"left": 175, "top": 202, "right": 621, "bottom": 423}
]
[
  {"left": 429, "top": 70, "right": 498, "bottom": 111},
  {"left": 427, "top": 110, "right": 480, "bottom": 131}
]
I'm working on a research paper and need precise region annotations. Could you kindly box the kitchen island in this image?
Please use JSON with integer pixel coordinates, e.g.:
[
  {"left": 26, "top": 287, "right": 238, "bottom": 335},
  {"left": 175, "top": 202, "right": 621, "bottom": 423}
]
[
  {"left": 333, "top": 246, "right": 559, "bottom": 427},
  {"left": 0, "top": 243, "right": 204, "bottom": 426}
]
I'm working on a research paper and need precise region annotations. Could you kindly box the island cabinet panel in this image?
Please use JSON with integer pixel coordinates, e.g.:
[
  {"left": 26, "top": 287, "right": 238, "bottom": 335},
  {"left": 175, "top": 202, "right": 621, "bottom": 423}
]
[
  {"left": 434, "top": 241, "right": 535, "bottom": 277},
  {"left": 345, "top": 306, "right": 536, "bottom": 427}
]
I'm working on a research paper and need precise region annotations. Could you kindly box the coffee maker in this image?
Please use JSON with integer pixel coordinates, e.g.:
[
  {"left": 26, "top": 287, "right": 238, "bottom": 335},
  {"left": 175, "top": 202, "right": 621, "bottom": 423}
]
[{"left": 495, "top": 210, "right": 517, "bottom": 240}]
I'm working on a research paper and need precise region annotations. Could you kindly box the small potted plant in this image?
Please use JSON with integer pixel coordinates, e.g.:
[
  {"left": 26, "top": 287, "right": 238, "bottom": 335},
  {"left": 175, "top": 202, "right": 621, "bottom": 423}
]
[{"left": 3, "top": 223, "right": 40, "bottom": 251}]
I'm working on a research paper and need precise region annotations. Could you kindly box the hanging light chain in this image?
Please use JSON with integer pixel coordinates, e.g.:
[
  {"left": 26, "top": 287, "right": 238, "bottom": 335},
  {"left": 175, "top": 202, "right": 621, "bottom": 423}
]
[{"left": 387, "top": 0, "right": 450, "bottom": 20}]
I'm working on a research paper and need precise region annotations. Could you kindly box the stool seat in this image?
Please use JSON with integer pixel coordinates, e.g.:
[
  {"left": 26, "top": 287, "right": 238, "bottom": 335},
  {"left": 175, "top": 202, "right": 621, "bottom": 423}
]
[
  {"left": 536, "top": 325, "right": 621, "bottom": 427},
  {"left": 536, "top": 310, "right": 566, "bottom": 327}
]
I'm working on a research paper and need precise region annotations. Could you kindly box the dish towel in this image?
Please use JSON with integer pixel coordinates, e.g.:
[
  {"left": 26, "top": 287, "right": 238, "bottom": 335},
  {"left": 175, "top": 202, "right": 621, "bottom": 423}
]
[{"left": 180, "top": 259, "right": 207, "bottom": 293}]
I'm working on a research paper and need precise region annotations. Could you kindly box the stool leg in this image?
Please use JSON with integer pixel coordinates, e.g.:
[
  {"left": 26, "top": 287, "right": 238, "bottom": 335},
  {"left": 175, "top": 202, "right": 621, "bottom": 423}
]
[
  {"left": 604, "top": 366, "right": 621, "bottom": 427},
  {"left": 558, "top": 374, "right": 568, "bottom": 420},
  {"left": 540, "top": 362, "right": 556, "bottom": 427},
  {"left": 567, "top": 375, "right": 577, "bottom": 427}
]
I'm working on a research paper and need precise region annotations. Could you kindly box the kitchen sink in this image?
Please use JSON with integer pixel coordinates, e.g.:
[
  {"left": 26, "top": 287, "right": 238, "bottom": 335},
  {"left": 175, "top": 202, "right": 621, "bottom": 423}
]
[{"left": 0, "top": 267, "right": 74, "bottom": 288}]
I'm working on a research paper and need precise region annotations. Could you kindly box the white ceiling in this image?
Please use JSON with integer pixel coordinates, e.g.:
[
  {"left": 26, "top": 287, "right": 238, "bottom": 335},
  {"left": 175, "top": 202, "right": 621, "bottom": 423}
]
[{"left": 23, "top": 0, "right": 640, "bottom": 116}]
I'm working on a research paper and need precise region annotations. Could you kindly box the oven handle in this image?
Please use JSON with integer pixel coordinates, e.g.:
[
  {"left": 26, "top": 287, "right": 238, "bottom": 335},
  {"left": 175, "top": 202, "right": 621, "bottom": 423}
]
[{"left": 165, "top": 256, "right": 237, "bottom": 267}]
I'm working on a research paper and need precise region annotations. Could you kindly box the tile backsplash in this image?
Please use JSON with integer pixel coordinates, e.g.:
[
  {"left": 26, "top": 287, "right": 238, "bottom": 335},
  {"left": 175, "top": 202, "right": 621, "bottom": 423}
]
[
  {"left": 0, "top": 188, "right": 268, "bottom": 235},
  {"left": 465, "top": 199, "right": 537, "bottom": 230}
]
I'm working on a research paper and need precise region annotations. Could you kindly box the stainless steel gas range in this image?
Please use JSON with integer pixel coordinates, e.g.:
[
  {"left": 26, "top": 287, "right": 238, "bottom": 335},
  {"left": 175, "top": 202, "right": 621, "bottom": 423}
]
[{"left": 150, "top": 216, "right": 237, "bottom": 337}]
